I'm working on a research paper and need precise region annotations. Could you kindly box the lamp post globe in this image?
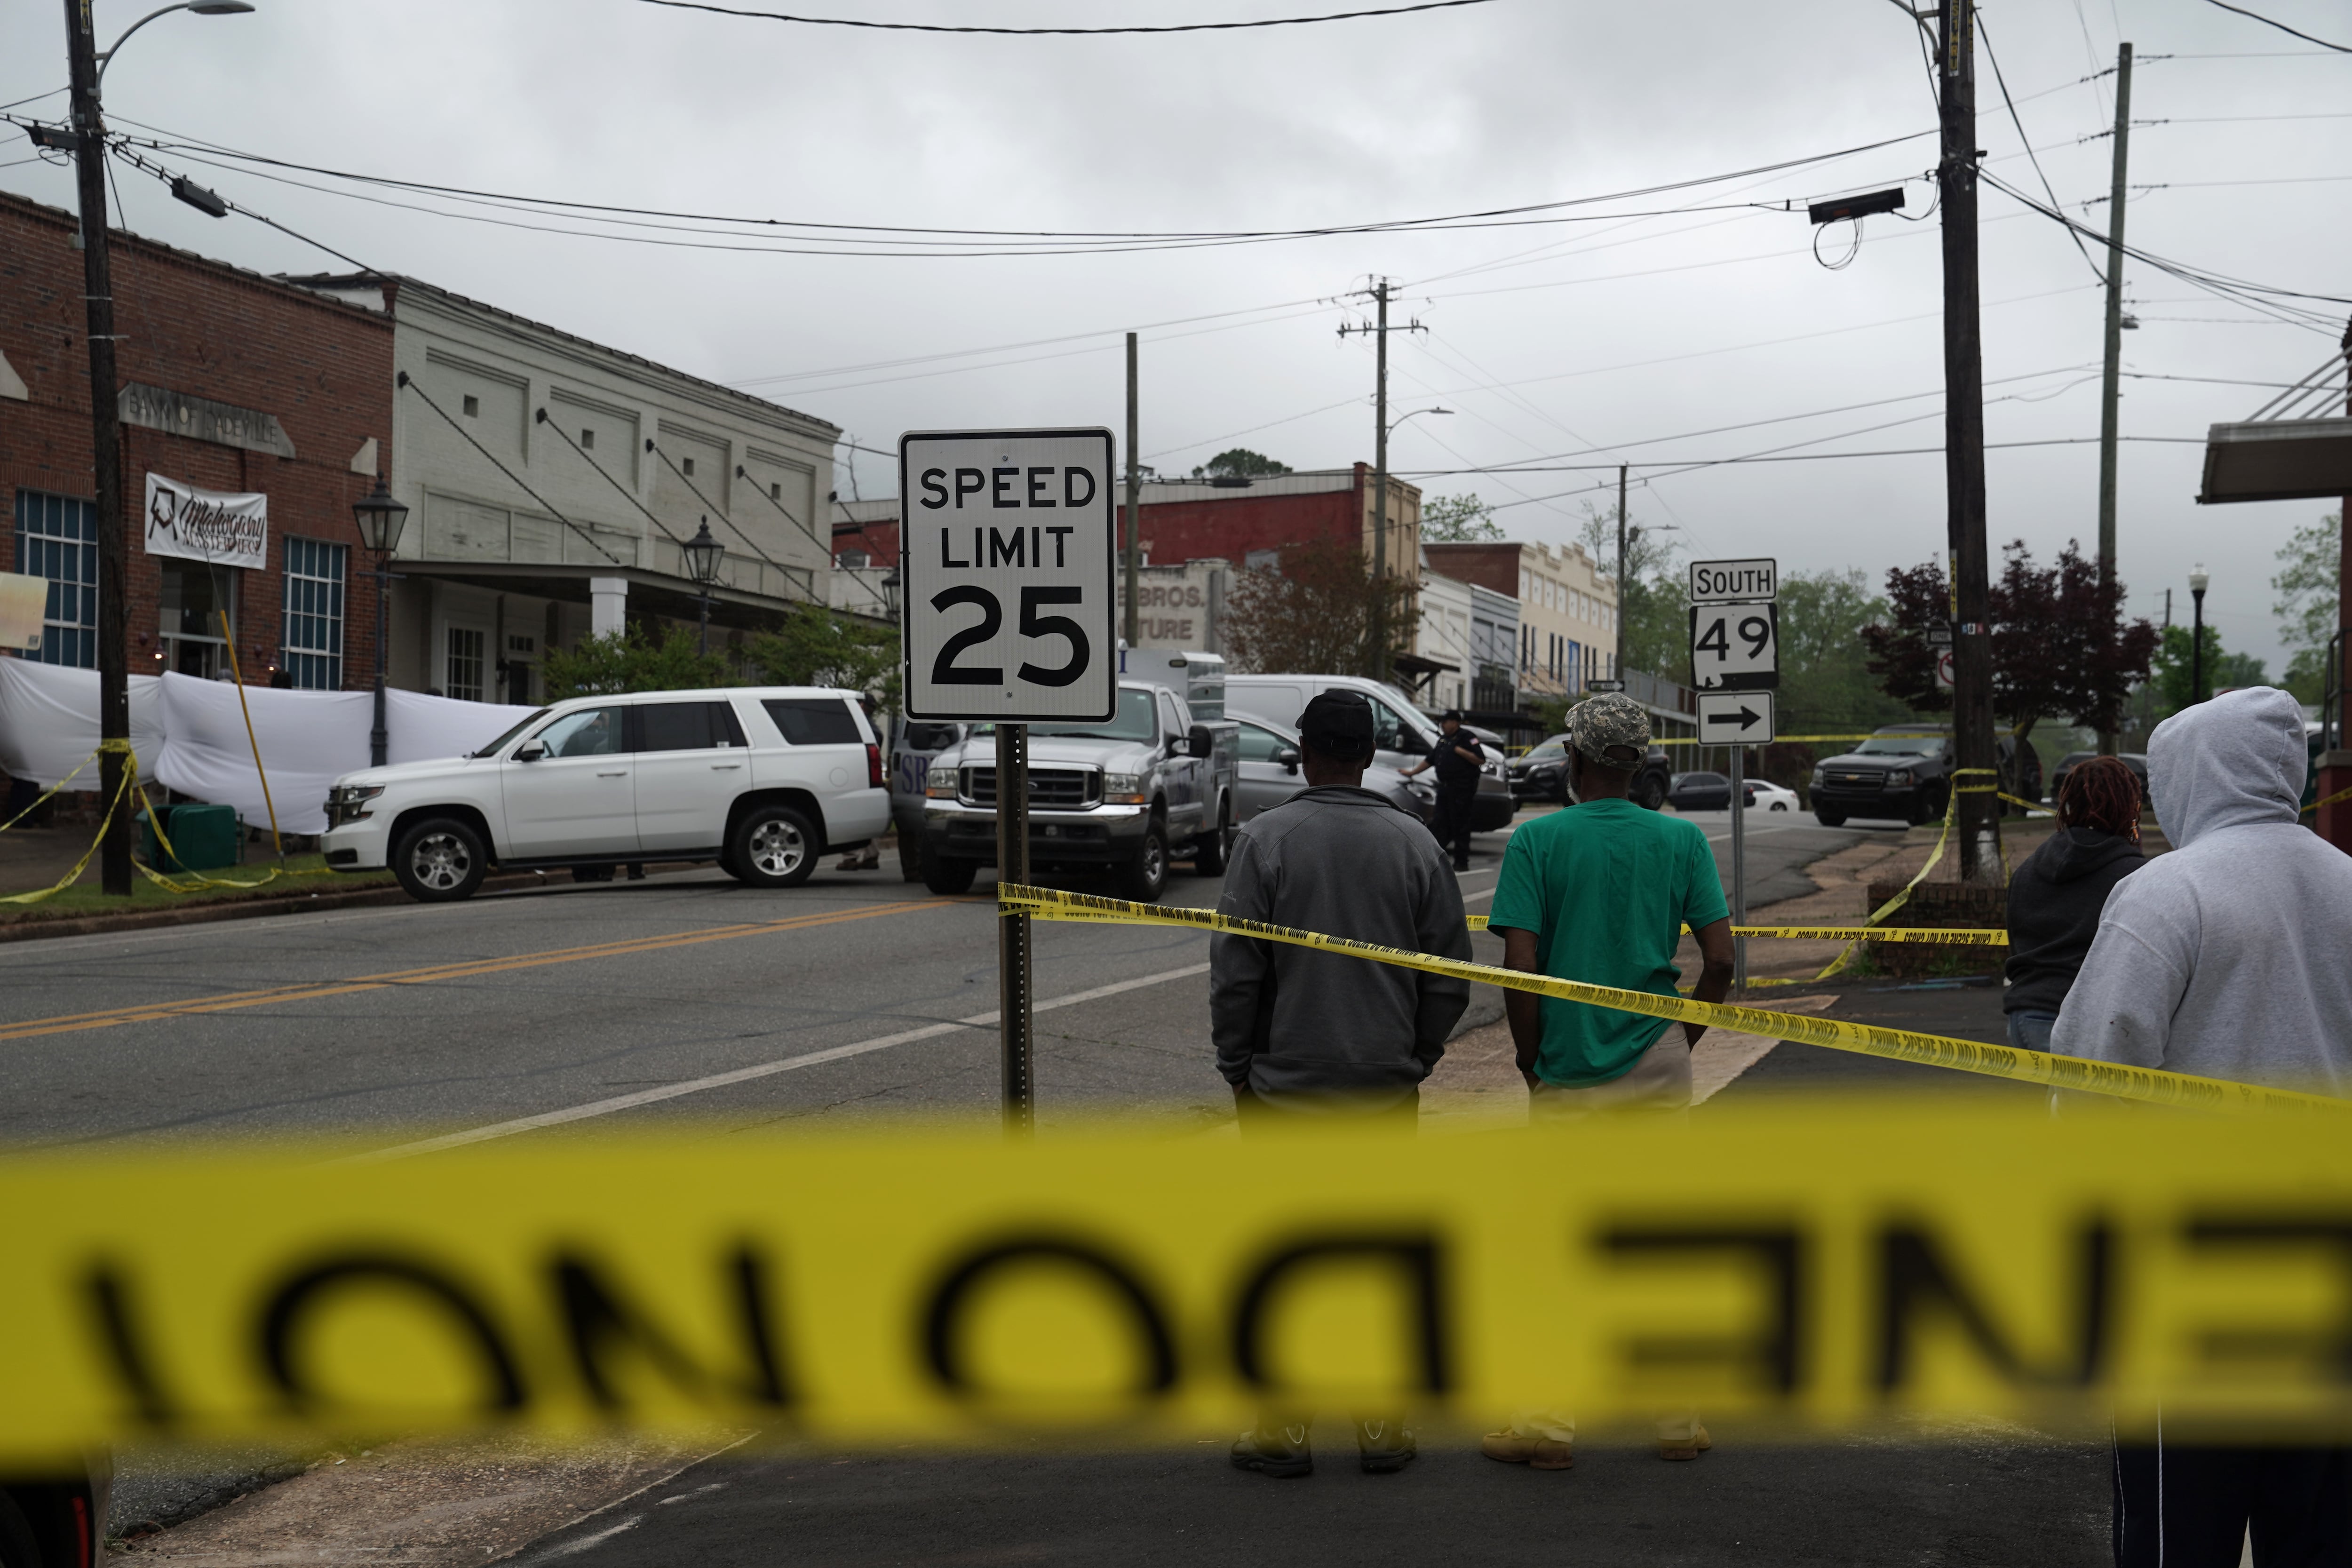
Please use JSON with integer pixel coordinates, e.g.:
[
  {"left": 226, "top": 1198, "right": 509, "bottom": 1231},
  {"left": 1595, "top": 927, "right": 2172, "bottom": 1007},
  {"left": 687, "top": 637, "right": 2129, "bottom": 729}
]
[
  {"left": 352, "top": 480, "right": 409, "bottom": 766},
  {"left": 2188, "top": 564, "right": 2210, "bottom": 708},
  {"left": 685, "top": 518, "right": 725, "bottom": 655}
]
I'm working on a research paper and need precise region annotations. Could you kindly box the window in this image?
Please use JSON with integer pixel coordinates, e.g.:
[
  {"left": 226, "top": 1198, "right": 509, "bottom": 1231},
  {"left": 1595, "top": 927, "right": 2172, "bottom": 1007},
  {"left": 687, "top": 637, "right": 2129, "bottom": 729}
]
[
  {"left": 1235, "top": 722, "right": 1292, "bottom": 763},
  {"left": 446, "top": 626, "right": 485, "bottom": 700},
  {"left": 158, "top": 558, "right": 236, "bottom": 678},
  {"left": 763, "top": 697, "right": 862, "bottom": 745},
  {"left": 770, "top": 482, "right": 781, "bottom": 501},
  {"left": 1158, "top": 692, "right": 1187, "bottom": 740},
  {"left": 280, "top": 537, "right": 347, "bottom": 690},
  {"left": 11, "top": 490, "right": 97, "bottom": 667},
  {"left": 682, "top": 457, "right": 696, "bottom": 478},
  {"left": 462, "top": 394, "right": 480, "bottom": 418},
  {"left": 638, "top": 700, "right": 745, "bottom": 752},
  {"left": 1366, "top": 696, "right": 1414, "bottom": 754},
  {"left": 580, "top": 428, "right": 595, "bottom": 451},
  {"left": 536, "top": 707, "right": 624, "bottom": 757}
]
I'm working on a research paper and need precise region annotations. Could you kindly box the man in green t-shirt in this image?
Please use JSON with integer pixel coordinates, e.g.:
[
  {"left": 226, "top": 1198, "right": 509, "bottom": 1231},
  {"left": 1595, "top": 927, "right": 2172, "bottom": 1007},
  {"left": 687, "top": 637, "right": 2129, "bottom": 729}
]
[{"left": 1481, "top": 692, "right": 1735, "bottom": 1470}]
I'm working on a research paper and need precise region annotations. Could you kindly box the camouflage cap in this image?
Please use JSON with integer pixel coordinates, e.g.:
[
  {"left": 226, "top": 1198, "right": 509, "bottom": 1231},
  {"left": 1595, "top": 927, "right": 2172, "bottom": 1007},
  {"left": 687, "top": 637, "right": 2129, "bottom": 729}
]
[{"left": 1569, "top": 692, "right": 1651, "bottom": 766}]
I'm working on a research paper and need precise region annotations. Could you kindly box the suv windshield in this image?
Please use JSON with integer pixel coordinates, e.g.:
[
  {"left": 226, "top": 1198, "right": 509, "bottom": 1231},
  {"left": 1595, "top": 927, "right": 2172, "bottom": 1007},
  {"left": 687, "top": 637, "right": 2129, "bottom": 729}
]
[
  {"left": 471, "top": 708, "right": 549, "bottom": 758},
  {"left": 1855, "top": 735, "right": 1944, "bottom": 756},
  {"left": 1524, "top": 740, "right": 1565, "bottom": 761},
  {"left": 975, "top": 688, "right": 1158, "bottom": 743}
]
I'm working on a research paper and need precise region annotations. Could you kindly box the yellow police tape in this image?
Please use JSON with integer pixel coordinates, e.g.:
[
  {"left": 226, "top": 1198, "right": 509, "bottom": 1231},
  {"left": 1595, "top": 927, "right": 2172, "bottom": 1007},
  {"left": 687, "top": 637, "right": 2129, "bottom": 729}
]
[
  {"left": 997, "top": 884, "right": 2338, "bottom": 1117},
  {"left": 4, "top": 1103, "right": 2349, "bottom": 1462},
  {"left": 1460, "top": 915, "right": 2009, "bottom": 944}
]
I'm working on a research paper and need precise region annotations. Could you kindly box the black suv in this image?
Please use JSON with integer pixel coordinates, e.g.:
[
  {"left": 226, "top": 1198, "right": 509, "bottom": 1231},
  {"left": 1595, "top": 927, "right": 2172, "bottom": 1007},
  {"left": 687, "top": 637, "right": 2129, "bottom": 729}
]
[
  {"left": 1809, "top": 726, "right": 2040, "bottom": 827},
  {"left": 1508, "top": 734, "right": 1671, "bottom": 811}
]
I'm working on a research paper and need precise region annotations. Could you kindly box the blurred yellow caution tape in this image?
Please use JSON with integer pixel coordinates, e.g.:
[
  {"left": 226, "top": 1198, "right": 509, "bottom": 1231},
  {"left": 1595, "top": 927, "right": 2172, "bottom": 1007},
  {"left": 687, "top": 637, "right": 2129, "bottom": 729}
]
[
  {"left": 2304, "top": 781, "right": 2352, "bottom": 818},
  {"left": 1000, "top": 883, "right": 2337, "bottom": 1116},
  {"left": 5, "top": 1102, "right": 2352, "bottom": 1462}
]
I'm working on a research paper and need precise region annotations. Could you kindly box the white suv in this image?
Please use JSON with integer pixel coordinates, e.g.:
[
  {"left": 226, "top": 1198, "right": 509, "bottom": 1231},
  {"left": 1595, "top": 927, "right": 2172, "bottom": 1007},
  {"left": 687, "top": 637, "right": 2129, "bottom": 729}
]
[{"left": 320, "top": 686, "right": 891, "bottom": 902}]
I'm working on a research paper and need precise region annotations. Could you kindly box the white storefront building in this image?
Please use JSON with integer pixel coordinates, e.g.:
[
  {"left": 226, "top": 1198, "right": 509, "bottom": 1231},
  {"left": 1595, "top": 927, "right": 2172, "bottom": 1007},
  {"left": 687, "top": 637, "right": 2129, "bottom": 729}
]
[{"left": 289, "top": 275, "right": 842, "bottom": 703}]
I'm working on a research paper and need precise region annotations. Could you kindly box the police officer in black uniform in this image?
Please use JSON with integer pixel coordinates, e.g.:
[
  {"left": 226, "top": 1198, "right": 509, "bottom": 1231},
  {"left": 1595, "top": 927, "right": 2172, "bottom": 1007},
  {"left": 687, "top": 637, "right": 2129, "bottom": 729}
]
[{"left": 1404, "top": 710, "right": 1486, "bottom": 871}]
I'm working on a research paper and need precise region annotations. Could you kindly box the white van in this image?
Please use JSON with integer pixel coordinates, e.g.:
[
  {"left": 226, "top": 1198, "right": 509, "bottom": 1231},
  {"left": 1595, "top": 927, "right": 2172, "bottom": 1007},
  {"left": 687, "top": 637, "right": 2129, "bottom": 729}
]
[
  {"left": 1224, "top": 673, "right": 1516, "bottom": 831},
  {"left": 320, "top": 686, "right": 891, "bottom": 901}
]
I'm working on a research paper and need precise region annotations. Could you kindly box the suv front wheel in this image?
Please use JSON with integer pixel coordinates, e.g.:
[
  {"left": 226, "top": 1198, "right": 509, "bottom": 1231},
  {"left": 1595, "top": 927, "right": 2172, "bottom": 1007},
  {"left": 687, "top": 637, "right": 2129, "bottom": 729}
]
[
  {"left": 394, "top": 817, "right": 488, "bottom": 902},
  {"left": 731, "top": 804, "right": 819, "bottom": 889}
]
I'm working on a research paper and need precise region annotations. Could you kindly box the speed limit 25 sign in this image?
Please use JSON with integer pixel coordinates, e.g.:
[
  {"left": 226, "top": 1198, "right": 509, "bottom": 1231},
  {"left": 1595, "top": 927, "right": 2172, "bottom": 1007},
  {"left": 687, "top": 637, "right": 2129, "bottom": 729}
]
[{"left": 899, "top": 429, "right": 1117, "bottom": 722}]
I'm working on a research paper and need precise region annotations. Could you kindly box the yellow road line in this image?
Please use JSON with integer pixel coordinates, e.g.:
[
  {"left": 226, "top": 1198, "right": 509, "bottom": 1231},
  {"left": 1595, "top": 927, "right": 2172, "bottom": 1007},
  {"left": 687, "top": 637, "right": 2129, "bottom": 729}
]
[{"left": 0, "top": 899, "right": 941, "bottom": 1044}]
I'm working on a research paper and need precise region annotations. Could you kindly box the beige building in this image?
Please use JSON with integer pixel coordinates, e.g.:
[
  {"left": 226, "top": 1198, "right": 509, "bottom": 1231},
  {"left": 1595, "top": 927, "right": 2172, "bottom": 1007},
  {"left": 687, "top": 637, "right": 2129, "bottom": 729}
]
[{"left": 1422, "top": 540, "right": 1617, "bottom": 702}]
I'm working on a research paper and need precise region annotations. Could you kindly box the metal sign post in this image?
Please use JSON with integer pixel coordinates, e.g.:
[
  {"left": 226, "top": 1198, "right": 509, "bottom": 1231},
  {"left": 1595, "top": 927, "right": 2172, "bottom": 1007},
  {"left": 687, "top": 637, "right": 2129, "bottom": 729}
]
[
  {"left": 996, "top": 723, "right": 1033, "bottom": 1134},
  {"left": 1690, "top": 560, "right": 1780, "bottom": 995},
  {"left": 899, "top": 428, "right": 1117, "bottom": 1136}
]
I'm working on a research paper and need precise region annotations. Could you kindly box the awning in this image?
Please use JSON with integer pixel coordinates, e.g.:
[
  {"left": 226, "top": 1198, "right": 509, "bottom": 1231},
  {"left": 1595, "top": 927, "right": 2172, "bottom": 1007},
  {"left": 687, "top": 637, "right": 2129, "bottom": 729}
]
[{"left": 2198, "top": 418, "right": 2352, "bottom": 505}]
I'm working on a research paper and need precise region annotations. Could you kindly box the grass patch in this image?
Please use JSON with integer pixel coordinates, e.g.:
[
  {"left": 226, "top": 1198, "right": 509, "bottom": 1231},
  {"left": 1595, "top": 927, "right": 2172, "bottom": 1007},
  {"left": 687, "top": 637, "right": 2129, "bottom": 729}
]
[{"left": 0, "top": 852, "right": 391, "bottom": 923}]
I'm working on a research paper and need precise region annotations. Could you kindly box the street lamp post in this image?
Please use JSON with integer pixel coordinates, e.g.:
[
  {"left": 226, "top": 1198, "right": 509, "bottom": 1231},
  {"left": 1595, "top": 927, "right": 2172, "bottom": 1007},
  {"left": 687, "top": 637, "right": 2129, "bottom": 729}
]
[
  {"left": 351, "top": 481, "right": 409, "bottom": 768},
  {"left": 58, "top": 0, "right": 257, "bottom": 894},
  {"left": 2188, "top": 564, "right": 2210, "bottom": 707},
  {"left": 685, "top": 517, "right": 725, "bottom": 656}
]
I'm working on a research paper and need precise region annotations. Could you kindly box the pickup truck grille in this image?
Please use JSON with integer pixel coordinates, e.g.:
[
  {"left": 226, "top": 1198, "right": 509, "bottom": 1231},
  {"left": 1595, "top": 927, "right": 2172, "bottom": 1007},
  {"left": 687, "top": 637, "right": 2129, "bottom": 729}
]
[
  {"left": 963, "top": 767, "right": 1097, "bottom": 809},
  {"left": 1823, "top": 770, "right": 1883, "bottom": 787}
]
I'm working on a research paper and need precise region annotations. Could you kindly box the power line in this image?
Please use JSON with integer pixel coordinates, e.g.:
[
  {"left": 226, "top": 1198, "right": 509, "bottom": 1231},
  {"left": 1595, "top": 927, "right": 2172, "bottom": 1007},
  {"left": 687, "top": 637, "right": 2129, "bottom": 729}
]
[
  {"left": 1978, "top": 13, "right": 2103, "bottom": 284},
  {"left": 2196, "top": 0, "right": 2350, "bottom": 53},
  {"left": 637, "top": 0, "right": 1497, "bottom": 32}
]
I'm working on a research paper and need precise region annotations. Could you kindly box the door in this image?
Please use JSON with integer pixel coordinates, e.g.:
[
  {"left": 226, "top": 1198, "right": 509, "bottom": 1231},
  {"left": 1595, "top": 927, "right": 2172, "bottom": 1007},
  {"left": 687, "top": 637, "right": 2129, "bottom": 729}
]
[
  {"left": 501, "top": 706, "right": 638, "bottom": 858},
  {"left": 631, "top": 700, "right": 750, "bottom": 853},
  {"left": 1158, "top": 690, "right": 1205, "bottom": 831},
  {"left": 1232, "top": 720, "right": 1303, "bottom": 821}
]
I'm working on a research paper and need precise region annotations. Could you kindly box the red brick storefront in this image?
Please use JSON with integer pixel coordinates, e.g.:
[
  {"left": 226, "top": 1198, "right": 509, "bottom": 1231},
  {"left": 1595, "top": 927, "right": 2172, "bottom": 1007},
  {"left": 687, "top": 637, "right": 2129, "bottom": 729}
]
[{"left": 1, "top": 192, "right": 393, "bottom": 688}]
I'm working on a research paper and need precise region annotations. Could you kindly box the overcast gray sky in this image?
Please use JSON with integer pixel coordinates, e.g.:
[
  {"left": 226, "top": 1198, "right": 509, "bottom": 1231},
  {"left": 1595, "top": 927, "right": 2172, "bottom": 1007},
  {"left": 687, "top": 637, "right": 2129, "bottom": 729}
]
[{"left": 5, "top": 0, "right": 2346, "bottom": 674}]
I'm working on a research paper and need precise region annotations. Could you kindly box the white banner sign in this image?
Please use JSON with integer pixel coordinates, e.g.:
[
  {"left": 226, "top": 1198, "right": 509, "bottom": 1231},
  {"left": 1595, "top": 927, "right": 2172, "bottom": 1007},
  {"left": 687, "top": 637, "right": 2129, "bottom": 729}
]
[{"left": 143, "top": 473, "right": 267, "bottom": 570}]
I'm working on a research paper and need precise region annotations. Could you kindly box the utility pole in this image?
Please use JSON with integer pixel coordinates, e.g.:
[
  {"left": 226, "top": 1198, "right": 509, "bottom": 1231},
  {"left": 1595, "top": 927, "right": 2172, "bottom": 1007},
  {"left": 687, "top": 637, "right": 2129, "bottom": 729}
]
[
  {"left": 1938, "top": 0, "right": 2000, "bottom": 884},
  {"left": 1338, "top": 280, "right": 1422, "bottom": 682},
  {"left": 2095, "top": 42, "right": 2134, "bottom": 758},
  {"left": 1614, "top": 463, "right": 1628, "bottom": 683},
  {"left": 1124, "top": 331, "right": 1141, "bottom": 655},
  {"left": 64, "top": 0, "right": 132, "bottom": 897}
]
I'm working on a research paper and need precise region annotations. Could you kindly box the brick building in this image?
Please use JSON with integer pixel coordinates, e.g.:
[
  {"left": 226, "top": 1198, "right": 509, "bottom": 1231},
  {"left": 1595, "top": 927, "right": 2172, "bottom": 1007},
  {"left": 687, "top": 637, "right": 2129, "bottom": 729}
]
[{"left": 2, "top": 191, "right": 394, "bottom": 689}]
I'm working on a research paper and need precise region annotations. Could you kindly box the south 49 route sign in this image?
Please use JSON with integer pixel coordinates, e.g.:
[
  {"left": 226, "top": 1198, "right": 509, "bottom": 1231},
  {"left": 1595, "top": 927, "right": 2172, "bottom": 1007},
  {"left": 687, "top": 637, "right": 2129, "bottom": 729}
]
[{"left": 900, "top": 428, "right": 1117, "bottom": 722}]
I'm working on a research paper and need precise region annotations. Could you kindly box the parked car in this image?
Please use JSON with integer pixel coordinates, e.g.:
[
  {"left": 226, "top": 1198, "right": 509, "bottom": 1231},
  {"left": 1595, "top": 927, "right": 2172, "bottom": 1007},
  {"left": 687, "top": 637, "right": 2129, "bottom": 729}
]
[
  {"left": 916, "top": 677, "right": 1239, "bottom": 902},
  {"left": 2046, "top": 749, "right": 2148, "bottom": 807},
  {"left": 1667, "top": 770, "right": 1732, "bottom": 811},
  {"left": 321, "top": 687, "right": 892, "bottom": 901},
  {"left": 1746, "top": 780, "right": 1798, "bottom": 812},
  {"left": 1806, "top": 726, "right": 2040, "bottom": 828},
  {"left": 1225, "top": 674, "right": 1516, "bottom": 830},
  {"left": 1233, "top": 714, "right": 1434, "bottom": 823}
]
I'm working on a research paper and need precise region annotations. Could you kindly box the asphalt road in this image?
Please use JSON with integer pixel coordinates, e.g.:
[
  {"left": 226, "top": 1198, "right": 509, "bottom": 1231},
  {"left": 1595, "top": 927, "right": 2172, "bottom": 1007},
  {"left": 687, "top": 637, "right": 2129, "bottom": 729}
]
[{"left": 1, "top": 811, "right": 2103, "bottom": 1562}]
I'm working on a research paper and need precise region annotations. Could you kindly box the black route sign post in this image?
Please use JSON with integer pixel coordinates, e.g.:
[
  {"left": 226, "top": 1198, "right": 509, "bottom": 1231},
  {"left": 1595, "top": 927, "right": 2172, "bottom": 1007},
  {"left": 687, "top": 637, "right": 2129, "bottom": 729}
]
[{"left": 900, "top": 429, "right": 1117, "bottom": 1135}]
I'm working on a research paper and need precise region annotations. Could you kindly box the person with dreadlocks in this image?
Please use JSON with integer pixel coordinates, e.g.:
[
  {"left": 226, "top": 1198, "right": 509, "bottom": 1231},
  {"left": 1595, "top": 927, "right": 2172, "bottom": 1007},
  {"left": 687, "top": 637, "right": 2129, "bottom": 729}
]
[{"left": 2001, "top": 755, "right": 2145, "bottom": 1051}]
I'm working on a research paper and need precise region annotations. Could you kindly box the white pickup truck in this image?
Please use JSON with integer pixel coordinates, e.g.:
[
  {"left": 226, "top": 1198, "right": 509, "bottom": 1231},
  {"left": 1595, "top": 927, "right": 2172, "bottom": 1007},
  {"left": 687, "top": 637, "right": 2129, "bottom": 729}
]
[{"left": 320, "top": 686, "right": 891, "bottom": 901}]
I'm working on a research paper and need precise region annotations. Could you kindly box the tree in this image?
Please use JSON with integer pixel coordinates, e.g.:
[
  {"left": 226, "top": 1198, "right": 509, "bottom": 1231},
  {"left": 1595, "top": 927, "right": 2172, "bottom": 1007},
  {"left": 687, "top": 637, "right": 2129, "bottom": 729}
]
[
  {"left": 2149, "top": 623, "right": 2266, "bottom": 716},
  {"left": 1774, "top": 569, "right": 1914, "bottom": 734},
  {"left": 542, "top": 625, "right": 728, "bottom": 700},
  {"left": 746, "top": 605, "right": 901, "bottom": 711},
  {"left": 1422, "top": 492, "right": 1503, "bottom": 543},
  {"left": 1574, "top": 501, "right": 1683, "bottom": 678},
  {"left": 1223, "top": 535, "right": 1414, "bottom": 676},
  {"left": 1860, "top": 540, "right": 2157, "bottom": 739},
  {"left": 1193, "top": 448, "right": 1291, "bottom": 480},
  {"left": 2273, "top": 509, "right": 2341, "bottom": 703}
]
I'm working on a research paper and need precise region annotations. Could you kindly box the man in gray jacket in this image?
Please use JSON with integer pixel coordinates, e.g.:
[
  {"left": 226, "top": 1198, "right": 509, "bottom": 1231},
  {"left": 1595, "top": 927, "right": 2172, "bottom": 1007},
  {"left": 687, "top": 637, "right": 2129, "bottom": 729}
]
[
  {"left": 2053, "top": 686, "right": 2352, "bottom": 1566},
  {"left": 1212, "top": 688, "right": 1470, "bottom": 1479}
]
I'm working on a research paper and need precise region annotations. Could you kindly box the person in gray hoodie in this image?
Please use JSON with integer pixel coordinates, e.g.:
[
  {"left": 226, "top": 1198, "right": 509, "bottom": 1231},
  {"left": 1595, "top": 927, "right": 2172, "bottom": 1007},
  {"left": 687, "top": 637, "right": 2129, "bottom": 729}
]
[
  {"left": 1212, "top": 688, "right": 1470, "bottom": 1482},
  {"left": 2052, "top": 686, "right": 2352, "bottom": 1567}
]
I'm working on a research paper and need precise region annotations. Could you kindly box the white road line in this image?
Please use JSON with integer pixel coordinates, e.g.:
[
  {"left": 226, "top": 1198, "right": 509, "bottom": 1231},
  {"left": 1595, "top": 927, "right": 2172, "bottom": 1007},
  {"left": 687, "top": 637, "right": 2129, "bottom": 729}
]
[
  {"left": 1462, "top": 887, "right": 1496, "bottom": 905},
  {"left": 342, "top": 962, "right": 1212, "bottom": 1165}
]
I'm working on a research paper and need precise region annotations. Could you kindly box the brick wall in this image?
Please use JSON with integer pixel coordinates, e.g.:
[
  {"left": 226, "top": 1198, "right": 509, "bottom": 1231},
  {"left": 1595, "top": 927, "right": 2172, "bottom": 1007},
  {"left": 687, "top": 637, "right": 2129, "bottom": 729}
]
[{"left": 0, "top": 192, "right": 395, "bottom": 686}]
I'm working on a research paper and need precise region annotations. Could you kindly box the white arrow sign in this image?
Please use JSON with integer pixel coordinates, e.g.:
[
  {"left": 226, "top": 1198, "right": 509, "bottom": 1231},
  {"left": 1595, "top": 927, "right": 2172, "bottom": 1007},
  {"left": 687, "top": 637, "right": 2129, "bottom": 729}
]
[{"left": 1697, "top": 691, "right": 1776, "bottom": 745}]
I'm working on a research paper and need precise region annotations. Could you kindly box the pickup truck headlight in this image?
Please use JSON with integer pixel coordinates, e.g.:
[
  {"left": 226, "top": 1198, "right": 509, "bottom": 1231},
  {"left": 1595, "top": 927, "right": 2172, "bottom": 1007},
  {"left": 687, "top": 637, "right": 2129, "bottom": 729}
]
[
  {"left": 1101, "top": 771, "right": 1149, "bottom": 805},
  {"left": 926, "top": 765, "right": 960, "bottom": 799},
  {"left": 325, "top": 783, "right": 384, "bottom": 827},
  {"left": 1884, "top": 768, "right": 1915, "bottom": 786},
  {"left": 1811, "top": 767, "right": 1827, "bottom": 786}
]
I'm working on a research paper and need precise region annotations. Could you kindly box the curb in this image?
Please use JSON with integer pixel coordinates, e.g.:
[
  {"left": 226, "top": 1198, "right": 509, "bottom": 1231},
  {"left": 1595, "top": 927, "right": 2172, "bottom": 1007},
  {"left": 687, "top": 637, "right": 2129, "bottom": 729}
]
[{"left": 0, "top": 871, "right": 560, "bottom": 946}]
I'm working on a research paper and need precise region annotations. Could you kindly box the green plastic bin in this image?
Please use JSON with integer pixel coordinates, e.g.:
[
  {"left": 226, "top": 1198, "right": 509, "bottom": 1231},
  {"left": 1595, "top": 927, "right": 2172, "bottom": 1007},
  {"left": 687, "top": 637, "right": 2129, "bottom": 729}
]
[{"left": 138, "top": 803, "right": 243, "bottom": 872}]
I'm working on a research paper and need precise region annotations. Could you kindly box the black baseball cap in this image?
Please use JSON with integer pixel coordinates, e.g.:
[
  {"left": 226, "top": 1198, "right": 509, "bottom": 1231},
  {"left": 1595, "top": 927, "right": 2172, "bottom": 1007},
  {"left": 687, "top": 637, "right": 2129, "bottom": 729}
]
[{"left": 1298, "top": 690, "right": 1375, "bottom": 760}]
